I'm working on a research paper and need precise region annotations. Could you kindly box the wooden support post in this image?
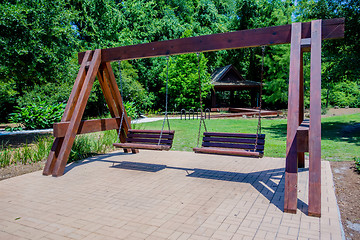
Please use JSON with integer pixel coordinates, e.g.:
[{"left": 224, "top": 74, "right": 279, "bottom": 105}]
[
  {"left": 308, "top": 20, "right": 322, "bottom": 217},
  {"left": 230, "top": 91, "right": 234, "bottom": 107},
  {"left": 52, "top": 49, "right": 102, "bottom": 177},
  {"left": 211, "top": 89, "right": 216, "bottom": 108},
  {"left": 298, "top": 49, "right": 305, "bottom": 168},
  {"left": 284, "top": 22, "right": 302, "bottom": 214},
  {"left": 43, "top": 51, "right": 92, "bottom": 176},
  {"left": 102, "top": 63, "right": 134, "bottom": 153}
]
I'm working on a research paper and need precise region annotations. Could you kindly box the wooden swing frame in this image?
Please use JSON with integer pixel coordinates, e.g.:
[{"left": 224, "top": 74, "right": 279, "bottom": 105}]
[{"left": 43, "top": 18, "right": 344, "bottom": 217}]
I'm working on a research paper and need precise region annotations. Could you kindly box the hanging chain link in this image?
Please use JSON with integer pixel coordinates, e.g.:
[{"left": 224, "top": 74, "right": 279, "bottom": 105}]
[
  {"left": 158, "top": 56, "right": 170, "bottom": 145},
  {"left": 196, "top": 52, "right": 207, "bottom": 147},
  {"left": 254, "top": 46, "right": 265, "bottom": 151},
  {"left": 117, "top": 61, "right": 127, "bottom": 142}
]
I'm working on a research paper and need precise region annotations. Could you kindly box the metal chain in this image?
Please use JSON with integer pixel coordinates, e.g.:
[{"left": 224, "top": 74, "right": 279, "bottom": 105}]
[
  {"left": 158, "top": 56, "right": 170, "bottom": 145},
  {"left": 117, "top": 61, "right": 128, "bottom": 142},
  {"left": 196, "top": 52, "right": 207, "bottom": 147},
  {"left": 254, "top": 46, "right": 265, "bottom": 151}
]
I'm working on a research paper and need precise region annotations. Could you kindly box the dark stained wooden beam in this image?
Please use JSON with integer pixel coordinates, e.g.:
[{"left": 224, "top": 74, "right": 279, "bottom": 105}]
[
  {"left": 298, "top": 49, "right": 305, "bottom": 167},
  {"left": 78, "top": 18, "right": 344, "bottom": 63},
  {"left": 52, "top": 49, "right": 102, "bottom": 177},
  {"left": 284, "top": 22, "right": 302, "bottom": 214},
  {"left": 308, "top": 20, "right": 322, "bottom": 218},
  {"left": 297, "top": 120, "right": 309, "bottom": 153},
  {"left": 113, "top": 143, "right": 171, "bottom": 151},
  {"left": 43, "top": 50, "right": 92, "bottom": 176},
  {"left": 53, "top": 118, "right": 121, "bottom": 138},
  {"left": 193, "top": 147, "right": 261, "bottom": 157}
]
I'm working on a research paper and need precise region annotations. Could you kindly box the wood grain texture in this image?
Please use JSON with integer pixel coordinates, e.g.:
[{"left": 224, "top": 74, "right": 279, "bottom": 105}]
[
  {"left": 97, "top": 66, "right": 118, "bottom": 118},
  {"left": 113, "top": 143, "right": 171, "bottom": 151},
  {"left": 298, "top": 50, "right": 305, "bottom": 168},
  {"left": 127, "top": 133, "right": 174, "bottom": 139},
  {"left": 193, "top": 147, "right": 261, "bottom": 157},
  {"left": 204, "top": 132, "right": 265, "bottom": 139},
  {"left": 284, "top": 22, "right": 302, "bottom": 214},
  {"left": 52, "top": 49, "right": 102, "bottom": 177},
  {"left": 297, "top": 120, "right": 309, "bottom": 153},
  {"left": 202, "top": 142, "right": 265, "bottom": 150},
  {"left": 53, "top": 118, "right": 121, "bottom": 138},
  {"left": 78, "top": 18, "right": 344, "bottom": 63},
  {"left": 203, "top": 137, "right": 265, "bottom": 145},
  {"left": 308, "top": 20, "right": 322, "bottom": 217},
  {"left": 43, "top": 51, "right": 92, "bottom": 176},
  {"left": 103, "top": 62, "right": 131, "bottom": 143}
]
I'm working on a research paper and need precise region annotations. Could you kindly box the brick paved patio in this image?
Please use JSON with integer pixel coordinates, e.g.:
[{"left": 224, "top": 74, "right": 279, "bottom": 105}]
[{"left": 0, "top": 150, "right": 343, "bottom": 239}]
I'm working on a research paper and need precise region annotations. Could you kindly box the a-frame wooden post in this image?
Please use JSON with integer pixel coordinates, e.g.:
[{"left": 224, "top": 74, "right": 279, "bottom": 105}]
[
  {"left": 284, "top": 19, "right": 323, "bottom": 216},
  {"left": 284, "top": 22, "right": 302, "bottom": 214},
  {"left": 43, "top": 50, "right": 131, "bottom": 177},
  {"left": 308, "top": 19, "right": 322, "bottom": 217}
]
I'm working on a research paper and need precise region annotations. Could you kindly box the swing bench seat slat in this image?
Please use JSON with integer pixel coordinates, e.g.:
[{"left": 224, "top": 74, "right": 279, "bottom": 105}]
[
  {"left": 113, "top": 129, "right": 175, "bottom": 151},
  {"left": 193, "top": 132, "right": 265, "bottom": 157}
]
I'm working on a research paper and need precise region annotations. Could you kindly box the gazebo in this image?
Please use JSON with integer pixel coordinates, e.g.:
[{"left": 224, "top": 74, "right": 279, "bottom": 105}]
[{"left": 210, "top": 64, "right": 261, "bottom": 108}]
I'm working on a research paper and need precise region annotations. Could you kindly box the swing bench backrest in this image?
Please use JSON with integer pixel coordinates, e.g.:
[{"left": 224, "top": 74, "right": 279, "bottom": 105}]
[
  {"left": 193, "top": 132, "right": 265, "bottom": 157},
  {"left": 113, "top": 129, "right": 175, "bottom": 151}
]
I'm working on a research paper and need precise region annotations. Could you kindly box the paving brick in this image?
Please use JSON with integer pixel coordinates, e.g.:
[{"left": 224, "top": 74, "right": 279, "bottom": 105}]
[{"left": 0, "top": 152, "right": 342, "bottom": 240}]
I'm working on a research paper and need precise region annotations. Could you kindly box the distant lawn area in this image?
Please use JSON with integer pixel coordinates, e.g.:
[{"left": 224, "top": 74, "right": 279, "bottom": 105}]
[{"left": 133, "top": 113, "right": 360, "bottom": 161}]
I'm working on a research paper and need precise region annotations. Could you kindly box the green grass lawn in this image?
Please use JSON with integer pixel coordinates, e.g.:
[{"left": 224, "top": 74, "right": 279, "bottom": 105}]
[{"left": 134, "top": 113, "right": 360, "bottom": 161}]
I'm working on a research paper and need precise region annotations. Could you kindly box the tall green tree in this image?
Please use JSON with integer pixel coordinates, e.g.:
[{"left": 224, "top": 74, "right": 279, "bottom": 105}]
[
  {"left": 160, "top": 53, "right": 211, "bottom": 110},
  {"left": 0, "top": 0, "right": 79, "bottom": 93}
]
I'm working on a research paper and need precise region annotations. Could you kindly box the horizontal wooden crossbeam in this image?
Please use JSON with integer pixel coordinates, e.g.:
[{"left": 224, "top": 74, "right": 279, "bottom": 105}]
[
  {"left": 53, "top": 118, "right": 122, "bottom": 138},
  {"left": 78, "top": 18, "right": 344, "bottom": 63}
]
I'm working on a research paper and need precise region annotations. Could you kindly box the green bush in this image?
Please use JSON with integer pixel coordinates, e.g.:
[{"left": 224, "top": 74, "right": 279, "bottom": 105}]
[
  {"left": 330, "top": 81, "right": 360, "bottom": 108},
  {"left": 355, "top": 157, "right": 360, "bottom": 173},
  {"left": 8, "top": 97, "right": 66, "bottom": 130},
  {"left": 0, "top": 81, "right": 17, "bottom": 122},
  {"left": 124, "top": 101, "right": 139, "bottom": 120}
]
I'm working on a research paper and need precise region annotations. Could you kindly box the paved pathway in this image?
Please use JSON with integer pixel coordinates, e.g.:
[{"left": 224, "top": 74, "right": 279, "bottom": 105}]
[{"left": 0, "top": 151, "right": 343, "bottom": 239}]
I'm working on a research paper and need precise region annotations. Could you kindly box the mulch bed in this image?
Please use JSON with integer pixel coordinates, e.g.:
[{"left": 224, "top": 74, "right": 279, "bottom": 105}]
[{"left": 330, "top": 161, "right": 360, "bottom": 240}]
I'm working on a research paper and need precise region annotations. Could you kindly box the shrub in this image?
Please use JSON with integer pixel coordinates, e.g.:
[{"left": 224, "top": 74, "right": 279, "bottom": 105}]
[
  {"left": 0, "top": 81, "right": 17, "bottom": 122},
  {"left": 124, "top": 101, "right": 139, "bottom": 120},
  {"left": 330, "top": 81, "right": 360, "bottom": 108},
  {"left": 355, "top": 157, "right": 360, "bottom": 173},
  {"left": 8, "top": 97, "right": 66, "bottom": 130}
]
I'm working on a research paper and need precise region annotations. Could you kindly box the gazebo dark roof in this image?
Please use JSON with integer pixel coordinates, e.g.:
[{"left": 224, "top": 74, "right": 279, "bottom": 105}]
[{"left": 211, "top": 65, "right": 261, "bottom": 90}]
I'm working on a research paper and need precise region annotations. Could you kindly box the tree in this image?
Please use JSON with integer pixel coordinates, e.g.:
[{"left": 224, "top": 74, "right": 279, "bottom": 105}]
[
  {"left": 0, "top": 1, "right": 79, "bottom": 93},
  {"left": 160, "top": 53, "right": 211, "bottom": 110}
]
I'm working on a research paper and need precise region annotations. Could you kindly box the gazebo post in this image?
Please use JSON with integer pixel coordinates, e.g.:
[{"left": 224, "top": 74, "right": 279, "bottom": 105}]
[{"left": 211, "top": 89, "right": 216, "bottom": 108}]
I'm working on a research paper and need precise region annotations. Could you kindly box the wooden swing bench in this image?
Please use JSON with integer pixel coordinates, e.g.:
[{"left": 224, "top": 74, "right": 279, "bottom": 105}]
[
  {"left": 113, "top": 129, "right": 175, "bottom": 151},
  {"left": 193, "top": 132, "right": 265, "bottom": 157}
]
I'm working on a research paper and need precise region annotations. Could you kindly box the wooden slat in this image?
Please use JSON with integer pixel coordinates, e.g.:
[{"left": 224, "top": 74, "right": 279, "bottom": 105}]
[
  {"left": 203, "top": 137, "right": 265, "bottom": 145},
  {"left": 202, "top": 142, "right": 265, "bottom": 151},
  {"left": 52, "top": 49, "right": 102, "bottom": 177},
  {"left": 43, "top": 51, "right": 92, "bottom": 176},
  {"left": 193, "top": 147, "right": 261, "bottom": 157},
  {"left": 113, "top": 143, "right": 171, "bottom": 151},
  {"left": 129, "top": 129, "right": 175, "bottom": 134},
  {"left": 127, "top": 133, "right": 174, "bottom": 139},
  {"left": 126, "top": 138, "right": 172, "bottom": 145},
  {"left": 284, "top": 22, "right": 302, "bottom": 214},
  {"left": 204, "top": 132, "right": 265, "bottom": 139},
  {"left": 53, "top": 118, "right": 120, "bottom": 138},
  {"left": 78, "top": 18, "right": 344, "bottom": 63},
  {"left": 308, "top": 20, "right": 322, "bottom": 218}
]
